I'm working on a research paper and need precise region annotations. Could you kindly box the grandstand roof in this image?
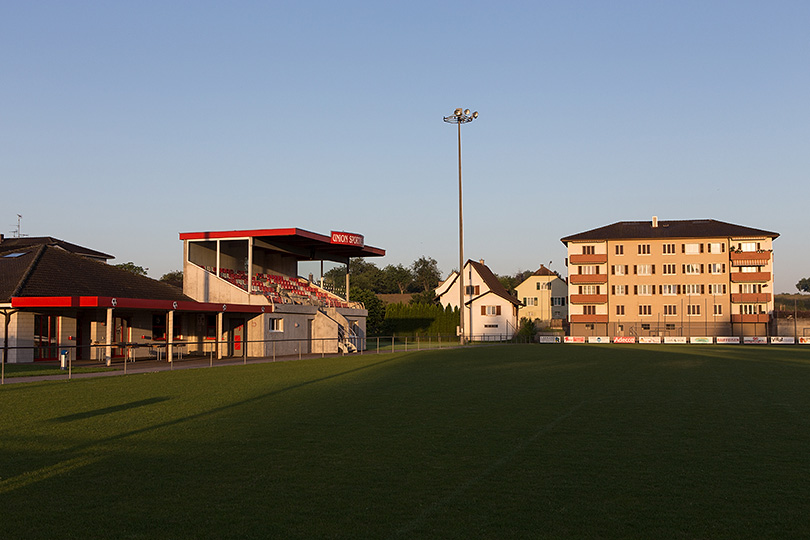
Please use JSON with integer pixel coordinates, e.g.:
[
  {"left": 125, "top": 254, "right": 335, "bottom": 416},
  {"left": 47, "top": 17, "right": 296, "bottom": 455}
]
[{"left": 179, "top": 228, "right": 385, "bottom": 260}]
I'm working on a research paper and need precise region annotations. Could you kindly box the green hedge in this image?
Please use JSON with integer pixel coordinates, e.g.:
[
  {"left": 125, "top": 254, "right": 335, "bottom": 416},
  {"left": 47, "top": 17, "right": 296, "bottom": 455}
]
[{"left": 382, "top": 303, "right": 458, "bottom": 336}]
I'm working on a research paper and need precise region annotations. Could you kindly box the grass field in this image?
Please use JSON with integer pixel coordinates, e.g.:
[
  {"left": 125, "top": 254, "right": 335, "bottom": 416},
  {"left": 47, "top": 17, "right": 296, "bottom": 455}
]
[{"left": 2, "top": 344, "right": 810, "bottom": 539}]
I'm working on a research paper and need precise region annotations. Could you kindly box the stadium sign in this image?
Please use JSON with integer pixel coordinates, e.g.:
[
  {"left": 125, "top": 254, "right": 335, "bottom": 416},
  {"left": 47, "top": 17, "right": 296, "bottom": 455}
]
[
  {"left": 639, "top": 336, "right": 661, "bottom": 344},
  {"left": 331, "top": 231, "right": 364, "bottom": 247},
  {"left": 537, "top": 336, "right": 561, "bottom": 343},
  {"left": 587, "top": 336, "right": 609, "bottom": 344},
  {"left": 744, "top": 336, "right": 767, "bottom": 344},
  {"left": 564, "top": 336, "right": 586, "bottom": 343},
  {"left": 800, "top": 337, "right": 810, "bottom": 344},
  {"left": 664, "top": 337, "right": 687, "bottom": 344},
  {"left": 613, "top": 336, "right": 635, "bottom": 344},
  {"left": 690, "top": 337, "right": 713, "bottom": 344},
  {"left": 716, "top": 337, "right": 740, "bottom": 344},
  {"left": 770, "top": 337, "right": 795, "bottom": 344}
]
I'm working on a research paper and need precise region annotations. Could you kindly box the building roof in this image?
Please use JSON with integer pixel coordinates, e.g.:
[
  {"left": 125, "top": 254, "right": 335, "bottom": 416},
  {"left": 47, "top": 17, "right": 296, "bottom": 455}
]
[
  {"left": 1, "top": 244, "right": 190, "bottom": 302},
  {"left": 447, "top": 260, "right": 521, "bottom": 307},
  {"left": 0, "top": 235, "right": 113, "bottom": 260},
  {"left": 178, "top": 227, "right": 385, "bottom": 260},
  {"left": 532, "top": 264, "right": 557, "bottom": 277},
  {"left": 561, "top": 219, "right": 779, "bottom": 244}
]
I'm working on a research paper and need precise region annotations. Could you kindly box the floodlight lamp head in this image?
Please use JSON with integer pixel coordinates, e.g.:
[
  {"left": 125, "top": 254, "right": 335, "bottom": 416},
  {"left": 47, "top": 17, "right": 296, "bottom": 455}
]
[
  {"left": 464, "top": 109, "right": 471, "bottom": 116},
  {"left": 454, "top": 108, "right": 463, "bottom": 116},
  {"left": 472, "top": 111, "right": 479, "bottom": 118}
]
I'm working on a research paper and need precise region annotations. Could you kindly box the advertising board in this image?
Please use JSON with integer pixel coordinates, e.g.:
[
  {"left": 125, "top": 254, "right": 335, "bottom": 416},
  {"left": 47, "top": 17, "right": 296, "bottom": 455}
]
[
  {"left": 716, "top": 337, "right": 740, "bottom": 344},
  {"left": 663, "top": 336, "right": 687, "bottom": 344},
  {"left": 801, "top": 337, "right": 810, "bottom": 345},
  {"left": 770, "top": 337, "right": 795, "bottom": 344},
  {"left": 743, "top": 336, "right": 768, "bottom": 344},
  {"left": 587, "top": 336, "right": 610, "bottom": 344},
  {"left": 638, "top": 336, "right": 661, "bottom": 344},
  {"left": 690, "top": 337, "right": 713, "bottom": 344},
  {"left": 613, "top": 336, "right": 635, "bottom": 344},
  {"left": 564, "top": 336, "right": 586, "bottom": 343},
  {"left": 537, "top": 336, "right": 562, "bottom": 343}
]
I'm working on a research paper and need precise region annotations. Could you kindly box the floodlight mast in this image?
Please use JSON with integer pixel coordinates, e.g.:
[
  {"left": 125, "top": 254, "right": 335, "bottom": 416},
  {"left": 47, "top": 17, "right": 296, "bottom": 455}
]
[{"left": 443, "top": 108, "right": 478, "bottom": 345}]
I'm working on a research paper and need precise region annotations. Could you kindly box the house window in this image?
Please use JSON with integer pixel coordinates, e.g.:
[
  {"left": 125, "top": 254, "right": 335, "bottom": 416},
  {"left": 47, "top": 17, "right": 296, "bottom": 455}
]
[
  {"left": 551, "top": 297, "right": 566, "bottom": 306},
  {"left": 638, "top": 244, "right": 651, "bottom": 255},
  {"left": 684, "top": 243, "right": 701, "bottom": 254},
  {"left": 579, "top": 265, "right": 599, "bottom": 275},
  {"left": 465, "top": 285, "right": 481, "bottom": 295},
  {"left": 740, "top": 266, "right": 759, "bottom": 273},
  {"left": 740, "top": 304, "right": 763, "bottom": 315},
  {"left": 740, "top": 284, "right": 762, "bottom": 294},
  {"left": 687, "top": 304, "right": 701, "bottom": 316},
  {"left": 580, "top": 285, "right": 600, "bottom": 295},
  {"left": 739, "top": 242, "right": 758, "bottom": 252},
  {"left": 536, "top": 282, "right": 551, "bottom": 290},
  {"left": 481, "top": 305, "right": 502, "bottom": 316},
  {"left": 663, "top": 243, "right": 676, "bottom": 254}
]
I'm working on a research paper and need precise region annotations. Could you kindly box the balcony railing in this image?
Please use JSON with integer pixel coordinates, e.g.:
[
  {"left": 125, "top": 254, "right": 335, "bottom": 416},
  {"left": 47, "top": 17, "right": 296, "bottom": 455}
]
[
  {"left": 731, "top": 314, "right": 769, "bottom": 323},
  {"left": 730, "top": 293, "right": 771, "bottom": 303},
  {"left": 569, "top": 274, "right": 608, "bottom": 285},
  {"left": 569, "top": 253, "right": 608, "bottom": 264},
  {"left": 730, "top": 272, "right": 770, "bottom": 283},
  {"left": 569, "top": 294, "right": 608, "bottom": 304},
  {"left": 570, "top": 314, "right": 609, "bottom": 323},
  {"left": 730, "top": 251, "right": 770, "bottom": 266}
]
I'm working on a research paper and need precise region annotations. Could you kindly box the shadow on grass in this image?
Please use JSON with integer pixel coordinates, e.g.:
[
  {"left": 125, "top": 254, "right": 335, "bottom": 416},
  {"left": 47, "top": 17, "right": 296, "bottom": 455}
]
[{"left": 52, "top": 396, "right": 172, "bottom": 423}]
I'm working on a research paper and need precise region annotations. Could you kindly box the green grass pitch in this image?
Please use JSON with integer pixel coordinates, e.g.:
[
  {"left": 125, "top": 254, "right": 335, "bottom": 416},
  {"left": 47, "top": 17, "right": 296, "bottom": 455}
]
[{"left": 2, "top": 344, "right": 810, "bottom": 539}]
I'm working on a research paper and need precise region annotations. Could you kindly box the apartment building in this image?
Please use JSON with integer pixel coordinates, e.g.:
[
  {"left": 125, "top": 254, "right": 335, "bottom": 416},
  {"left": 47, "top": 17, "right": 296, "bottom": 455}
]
[{"left": 561, "top": 218, "right": 778, "bottom": 338}]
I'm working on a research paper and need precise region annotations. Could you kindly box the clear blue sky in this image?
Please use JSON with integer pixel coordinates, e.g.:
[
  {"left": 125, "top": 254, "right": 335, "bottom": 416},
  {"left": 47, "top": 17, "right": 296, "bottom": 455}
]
[{"left": 2, "top": 1, "right": 808, "bottom": 292}]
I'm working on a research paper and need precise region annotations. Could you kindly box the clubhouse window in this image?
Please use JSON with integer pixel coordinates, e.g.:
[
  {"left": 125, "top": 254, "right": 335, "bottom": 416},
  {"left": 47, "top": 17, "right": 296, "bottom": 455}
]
[{"left": 269, "top": 318, "right": 283, "bottom": 332}]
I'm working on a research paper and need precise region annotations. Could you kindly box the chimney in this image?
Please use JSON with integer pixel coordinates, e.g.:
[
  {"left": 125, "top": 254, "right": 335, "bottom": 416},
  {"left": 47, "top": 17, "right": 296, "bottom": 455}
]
[
  {"left": 479, "top": 259, "right": 485, "bottom": 265},
  {"left": 652, "top": 216, "right": 658, "bottom": 228},
  {"left": 0, "top": 233, "right": 4, "bottom": 243}
]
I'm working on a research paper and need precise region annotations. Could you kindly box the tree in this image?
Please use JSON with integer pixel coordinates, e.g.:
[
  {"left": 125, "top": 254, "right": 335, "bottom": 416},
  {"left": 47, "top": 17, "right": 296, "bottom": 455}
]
[
  {"left": 349, "top": 288, "right": 385, "bottom": 336},
  {"left": 410, "top": 290, "right": 437, "bottom": 305},
  {"left": 160, "top": 270, "right": 184, "bottom": 289},
  {"left": 411, "top": 256, "right": 442, "bottom": 293},
  {"left": 797, "top": 278, "right": 810, "bottom": 293},
  {"left": 114, "top": 262, "right": 148, "bottom": 276},
  {"left": 381, "top": 264, "right": 413, "bottom": 294}
]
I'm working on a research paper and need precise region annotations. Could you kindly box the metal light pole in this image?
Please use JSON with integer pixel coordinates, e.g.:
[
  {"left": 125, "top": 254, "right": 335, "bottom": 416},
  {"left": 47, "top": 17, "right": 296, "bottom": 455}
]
[{"left": 444, "top": 108, "right": 478, "bottom": 345}]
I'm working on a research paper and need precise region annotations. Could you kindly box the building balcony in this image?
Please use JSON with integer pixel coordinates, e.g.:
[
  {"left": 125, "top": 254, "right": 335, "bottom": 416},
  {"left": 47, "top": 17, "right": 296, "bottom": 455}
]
[
  {"left": 569, "top": 294, "right": 608, "bottom": 304},
  {"left": 569, "top": 253, "right": 607, "bottom": 265},
  {"left": 731, "top": 314, "right": 769, "bottom": 323},
  {"left": 730, "top": 293, "right": 771, "bottom": 303},
  {"left": 730, "top": 272, "right": 771, "bottom": 283},
  {"left": 570, "top": 314, "right": 609, "bottom": 323},
  {"left": 730, "top": 251, "right": 771, "bottom": 266},
  {"left": 569, "top": 274, "right": 608, "bottom": 285}
]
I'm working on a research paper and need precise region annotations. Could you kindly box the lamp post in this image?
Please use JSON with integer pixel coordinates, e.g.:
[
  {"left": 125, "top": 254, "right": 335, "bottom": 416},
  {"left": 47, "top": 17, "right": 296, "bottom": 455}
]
[{"left": 444, "top": 107, "right": 478, "bottom": 345}]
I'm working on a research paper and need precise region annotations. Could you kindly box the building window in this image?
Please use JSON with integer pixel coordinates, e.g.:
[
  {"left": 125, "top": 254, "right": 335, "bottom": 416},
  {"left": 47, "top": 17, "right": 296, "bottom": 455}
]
[
  {"left": 687, "top": 304, "right": 701, "bottom": 316},
  {"left": 683, "top": 264, "right": 702, "bottom": 275},
  {"left": 664, "top": 305, "right": 677, "bottom": 315},
  {"left": 683, "top": 284, "right": 702, "bottom": 295},
  {"left": 714, "top": 304, "right": 723, "bottom": 316},
  {"left": 740, "top": 304, "right": 763, "bottom": 315},
  {"left": 484, "top": 324, "right": 499, "bottom": 328},
  {"left": 465, "top": 285, "right": 481, "bottom": 295},
  {"left": 536, "top": 282, "right": 551, "bottom": 290},
  {"left": 269, "top": 318, "right": 283, "bottom": 331},
  {"left": 585, "top": 324, "right": 595, "bottom": 330},
  {"left": 580, "top": 285, "right": 600, "bottom": 295},
  {"left": 708, "top": 263, "right": 725, "bottom": 274},
  {"left": 552, "top": 297, "right": 566, "bottom": 306},
  {"left": 684, "top": 243, "right": 702, "bottom": 254},
  {"left": 709, "top": 284, "right": 727, "bottom": 295},
  {"left": 641, "top": 323, "right": 651, "bottom": 330},
  {"left": 583, "top": 245, "right": 595, "bottom": 255},
  {"left": 34, "top": 314, "right": 58, "bottom": 360},
  {"left": 638, "top": 244, "right": 651, "bottom": 255},
  {"left": 708, "top": 242, "right": 725, "bottom": 253},
  {"left": 613, "top": 285, "right": 627, "bottom": 296},
  {"left": 612, "top": 265, "right": 626, "bottom": 275},
  {"left": 638, "top": 284, "right": 653, "bottom": 296},
  {"left": 666, "top": 323, "right": 676, "bottom": 330},
  {"left": 663, "top": 243, "right": 676, "bottom": 254},
  {"left": 481, "top": 305, "right": 502, "bottom": 316},
  {"left": 615, "top": 245, "right": 624, "bottom": 255},
  {"left": 583, "top": 305, "right": 596, "bottom": 315},
  {"left": 739, "top": 242, "right": 758, "bottom": 252},
  {"left": 616, "top": 305, "right": 625, "bottom": 315},
  {"left": 639, "top": 305, "right": 652, "bottom": 316},
  {"left": 662, "top": 264, "right": 676, "bottom": 275},
  {"left": 636, "top": 264, "right": 653, "bottom": 276},
  {"left": 740, "top": 283, "right": 762, "bottom": 294},
  {"left": 661, "top": 284, "right": 677, "bottom": 295},
  {"left": 740, "top": 266, "right": 759, "bottom": 273},
  {"left": 579, "top": 265, "right": 599, "bottom": 275}
]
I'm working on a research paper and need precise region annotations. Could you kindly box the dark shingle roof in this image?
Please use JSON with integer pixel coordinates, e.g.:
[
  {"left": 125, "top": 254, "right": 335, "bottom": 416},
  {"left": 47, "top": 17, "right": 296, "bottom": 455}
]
[
  {"left": 561, "top": 219, "right": 779, "bottom": 244},
  {"left": 1, "top": 245, "right": 190, "bottom": 302},
  {"left": 0, "top": 236, "right": 113, "bottom": 260},
  {"left": 533, "top": 264, "right": 557, "bottom": 277},
  {"left": 467, "top": 260, "right": 522, "bottom": 307}
]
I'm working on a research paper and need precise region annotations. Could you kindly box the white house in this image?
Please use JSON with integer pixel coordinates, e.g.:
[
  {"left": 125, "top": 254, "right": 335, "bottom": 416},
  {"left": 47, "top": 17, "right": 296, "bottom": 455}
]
[{"left": 435, "top": 259, "right": 522, "bottom": 340}]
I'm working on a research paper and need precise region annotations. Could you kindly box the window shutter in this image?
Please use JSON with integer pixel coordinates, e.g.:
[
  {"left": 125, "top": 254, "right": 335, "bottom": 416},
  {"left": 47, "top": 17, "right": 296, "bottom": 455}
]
[
  {"left": 723, "top": 284, "right": 726, "bottom": 294},
  {"left": 682, "top": 244, "right": 685, "bottom": 253},
  {"left": 634, "top": 265, "right": 637, "bottom": 274},
  {"left": 611, "top": 265, "right": 615, "bottom": 275},
  {"left": 682, "top": 264, "right": 685, "bottom": 274},
  {"left": 700, "top": 264, "right": 704, "bottom": 274},
  {"left": 652, "top": 264, "right": 656, "bottom": 274},
  {"left": 481, "top": 306, "right": 486, "bottom": 316},
  {"left": 700, "top": 243, "right": 704, "bottom": 253},
  {"left": 678, "top": 284, "right": 681, "bottom": 295},
  {"left": 624, "top": 265, "right": 628, "bottom": 274},
  {"left": 707, "top": 243, "right": 711, "bottom": 253},
  {"left": 611, "top": 285, "right": 615, "bottom": 295},
  {"left": 722, "top": 263, "right": 725, "bottom": 273},
  {"left": 701, "top": 284, "right": 705, "bottom": 294},
  {"left": 652, "top": 286, "right": 656, "bottom": 295},
  {"left": 634, "top": 285, "right": 638, "bottom": 295},
  {"left": 496, "top": 305, "right": 501, "bottom": 316},
  {"left": 722, "top": 243, "right": 725, "bottom": 252},
  {"left": 659, "top": 285, "right": 662, "bottom": 294}
]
